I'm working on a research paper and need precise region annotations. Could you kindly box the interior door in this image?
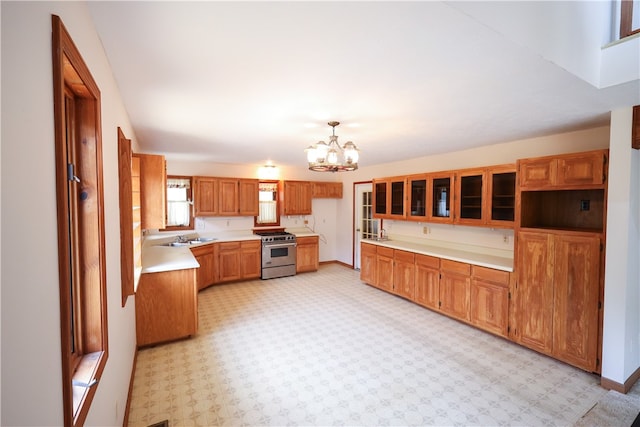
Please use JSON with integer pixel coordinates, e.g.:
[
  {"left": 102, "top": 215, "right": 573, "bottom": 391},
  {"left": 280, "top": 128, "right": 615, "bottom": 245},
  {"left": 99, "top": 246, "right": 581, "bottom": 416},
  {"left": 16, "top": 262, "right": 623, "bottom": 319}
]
[{"left": 354, "top": 182, "right": 379, "bottom": 270}]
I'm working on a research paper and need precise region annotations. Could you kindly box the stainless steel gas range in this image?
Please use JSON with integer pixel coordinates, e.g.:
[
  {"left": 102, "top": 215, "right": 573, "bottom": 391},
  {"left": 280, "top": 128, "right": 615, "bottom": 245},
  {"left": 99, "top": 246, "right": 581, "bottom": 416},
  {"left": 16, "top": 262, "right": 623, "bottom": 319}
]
[{"left": 256, "top": 231, "right": 297, "bottom": 279}]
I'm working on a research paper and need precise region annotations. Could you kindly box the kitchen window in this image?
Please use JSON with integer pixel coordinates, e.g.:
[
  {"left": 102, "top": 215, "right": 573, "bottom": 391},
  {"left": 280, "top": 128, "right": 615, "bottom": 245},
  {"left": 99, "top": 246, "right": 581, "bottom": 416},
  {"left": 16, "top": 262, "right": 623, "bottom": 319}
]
[
  {"left": 255, "top": 181, "right": 280, "bottom": 226},
  {"left": 165, "top": 176, "right": 193, "bottom": 230}
]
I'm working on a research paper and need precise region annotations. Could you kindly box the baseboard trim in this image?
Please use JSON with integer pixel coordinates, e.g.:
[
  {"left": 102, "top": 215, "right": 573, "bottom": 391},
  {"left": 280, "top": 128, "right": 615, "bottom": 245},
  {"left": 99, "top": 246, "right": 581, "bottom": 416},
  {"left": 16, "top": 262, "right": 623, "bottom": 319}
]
[
  {"left": 601, "top": 365, "right": 640, "bottom": 394},
  {"left": 319, "top": 260, "right": 354, "bottom": 269},
  {"left": 122, "top": 348, "right": 138, "bottom": 427}
]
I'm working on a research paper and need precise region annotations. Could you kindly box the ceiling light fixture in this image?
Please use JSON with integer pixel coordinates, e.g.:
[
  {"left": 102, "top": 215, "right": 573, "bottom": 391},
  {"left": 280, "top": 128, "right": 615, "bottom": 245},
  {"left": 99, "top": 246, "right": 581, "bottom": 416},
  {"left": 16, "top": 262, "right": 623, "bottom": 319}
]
[{"left": 305, "top": 121, "right": 359, "bottom": 172}]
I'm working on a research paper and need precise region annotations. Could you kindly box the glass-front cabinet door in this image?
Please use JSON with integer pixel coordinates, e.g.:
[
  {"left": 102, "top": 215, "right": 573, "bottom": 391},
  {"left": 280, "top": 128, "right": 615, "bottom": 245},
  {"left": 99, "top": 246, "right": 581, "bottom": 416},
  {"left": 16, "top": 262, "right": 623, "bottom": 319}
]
[
  {"left": 407, "top": 175, "right": 427, "bottom": 221},
  {"left": 427, "top": 172, "right": 454, "bottom": 223},
  {"left": 456, "top": 169, "right": 485, "bottom": 225},
  {"left": 373, "top": 180, "right": 388, "bottom": 217},
  {"left": 389, "top": 178, "right": 406, "bottom": 218},
  {"left": 487, "top": 166, "right": 516, "bottom": 226},
  {"left": 373, "top": 177, "right": 406, "bottom": 219}
]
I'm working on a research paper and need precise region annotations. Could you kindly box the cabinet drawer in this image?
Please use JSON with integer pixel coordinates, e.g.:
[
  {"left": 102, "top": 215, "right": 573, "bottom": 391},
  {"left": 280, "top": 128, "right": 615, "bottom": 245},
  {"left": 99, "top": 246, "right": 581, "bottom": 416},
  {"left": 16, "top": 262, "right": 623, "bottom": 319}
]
[
  {"left": 394, "top": 250, "right": 415, "bottom": 263},
  {"left": 219, "top": 241, "right": 241, "bottom": 251},
  {"left": 377, "top": 246, "right": 394, "bottom": 258},
  {"left": 241, "top": 240, "right": 261, "bottom": 250},
  {"left": 362, "top": 242, "right": 377, "bottom": 254},
  {"left": 471, "top": 265, "right": 510, "bottom": 286},
  {"left": 441, "top": 259, "right": 471, "bottom": 275},
  {"left": 415, "top": 253, "right": 439, "bottom": 269}
]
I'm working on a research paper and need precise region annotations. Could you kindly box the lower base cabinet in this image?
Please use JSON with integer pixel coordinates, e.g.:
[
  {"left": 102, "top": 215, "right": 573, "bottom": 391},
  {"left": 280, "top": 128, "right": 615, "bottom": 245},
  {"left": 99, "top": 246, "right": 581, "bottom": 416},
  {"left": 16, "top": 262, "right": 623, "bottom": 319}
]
[
  {"left": 515, "top": 230, "right": 602, "bottom": 372},
  {"left": 470, "top": 265, "right": 510, "bottom": 337},
  {"left": 439, "top": 259, "right": 471, "bottom": 322},
  {"left": 414, "top": 254, "right": 440, "bottom": 310},
  {"left": 296, "top": 236, "right": 319, "bottom": 273},
  {"left": 190, "top": 244, "right": 218, "bottom": 290},
  {"left": 136, "top": 268, "right": 198, "bottom": 347},
  {"left": 219, "top": 240, "right": 261, "bottom": 283}
]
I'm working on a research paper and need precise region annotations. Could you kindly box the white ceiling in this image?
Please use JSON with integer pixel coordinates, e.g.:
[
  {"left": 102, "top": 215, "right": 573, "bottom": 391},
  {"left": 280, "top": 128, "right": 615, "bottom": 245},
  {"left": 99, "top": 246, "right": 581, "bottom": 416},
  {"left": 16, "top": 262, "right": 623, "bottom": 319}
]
[{"left": 88, "top": 1, "right": 638, "bottom": 169}]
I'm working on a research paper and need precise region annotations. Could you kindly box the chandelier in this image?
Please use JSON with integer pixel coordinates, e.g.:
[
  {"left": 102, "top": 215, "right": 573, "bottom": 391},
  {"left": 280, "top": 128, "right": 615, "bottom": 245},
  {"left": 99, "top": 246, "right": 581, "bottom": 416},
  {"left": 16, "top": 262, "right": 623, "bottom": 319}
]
[{"left": 305, "top": 121, "right": 360, "bottom": 172}]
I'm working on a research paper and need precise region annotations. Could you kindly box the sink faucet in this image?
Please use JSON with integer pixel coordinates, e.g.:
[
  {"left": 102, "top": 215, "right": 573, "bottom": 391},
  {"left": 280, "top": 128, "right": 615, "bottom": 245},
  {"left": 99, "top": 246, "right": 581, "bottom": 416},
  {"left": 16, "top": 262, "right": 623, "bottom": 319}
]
[
  {"left": 380, "top": 229, "right": 387, "bottom": 240},
  {"left": 175, "top": 235, "right": 188, "bottom": 243}
]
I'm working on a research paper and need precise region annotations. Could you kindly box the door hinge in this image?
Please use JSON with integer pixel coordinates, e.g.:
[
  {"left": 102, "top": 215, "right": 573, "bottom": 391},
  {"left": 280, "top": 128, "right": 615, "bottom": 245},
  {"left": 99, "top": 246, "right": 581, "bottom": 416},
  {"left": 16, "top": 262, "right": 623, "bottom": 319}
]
[
  {"left": 508, "top": 291, "right": 511, "bottom": 300},
  {"left": 438, "top": 301, "right": 441, "bottom": 308},
  {"left": 598, "top": 301, "right": 602, "bottom": 310},
  {"left": 596, "top": 358, "right": 600, "bottom": 367},
  {"left": 508, "top": 325, "right": 511, "bottom": 333},
  {"left": 67, "top": 163, "right": 80, "bottom": 183},
  {"left": 600, "top": 242, "right": 604, "bottom": 252}
]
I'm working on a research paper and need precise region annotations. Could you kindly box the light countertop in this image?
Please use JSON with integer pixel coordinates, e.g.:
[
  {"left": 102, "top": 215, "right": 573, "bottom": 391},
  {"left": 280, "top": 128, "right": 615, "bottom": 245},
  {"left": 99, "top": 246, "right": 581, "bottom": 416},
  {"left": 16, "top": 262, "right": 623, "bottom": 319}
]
[{"left": 362, "top": 238, "right": 513, "bottom": 272}]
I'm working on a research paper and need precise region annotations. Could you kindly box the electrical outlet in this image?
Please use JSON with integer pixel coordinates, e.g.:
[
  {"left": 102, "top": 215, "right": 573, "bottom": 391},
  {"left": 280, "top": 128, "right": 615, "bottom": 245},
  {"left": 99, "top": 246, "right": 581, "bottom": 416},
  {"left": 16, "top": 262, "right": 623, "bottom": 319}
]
[
  {"left": 423, "top": 226, "right": 429, "bottom": 234},
  {"left": 304, "top": 220, "right": 308, "bottom": 225},
  {"left": 503, "top": 235, "right": 509, "bottom": 243}
]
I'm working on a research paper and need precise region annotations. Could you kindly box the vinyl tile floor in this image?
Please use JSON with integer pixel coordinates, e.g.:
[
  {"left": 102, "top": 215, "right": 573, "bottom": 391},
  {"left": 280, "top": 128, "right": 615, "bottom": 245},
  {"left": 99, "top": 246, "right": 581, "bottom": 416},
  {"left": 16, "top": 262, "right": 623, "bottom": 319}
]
[{"left": 128, "top": 264, "right": 612, "bottom": 427}]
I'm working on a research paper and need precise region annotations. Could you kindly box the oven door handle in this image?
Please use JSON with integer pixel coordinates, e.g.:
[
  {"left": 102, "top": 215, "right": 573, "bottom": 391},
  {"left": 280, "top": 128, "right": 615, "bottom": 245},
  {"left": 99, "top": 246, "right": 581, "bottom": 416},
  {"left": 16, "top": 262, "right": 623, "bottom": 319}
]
[{"left": 264, "top": 242, "right": 297, "bottom": 249}]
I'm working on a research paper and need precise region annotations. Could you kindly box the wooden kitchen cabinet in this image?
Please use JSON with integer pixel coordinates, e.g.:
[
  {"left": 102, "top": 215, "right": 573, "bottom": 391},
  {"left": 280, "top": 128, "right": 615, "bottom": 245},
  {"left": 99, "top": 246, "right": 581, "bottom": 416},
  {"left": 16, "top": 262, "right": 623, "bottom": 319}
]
[
  {"left": 193, "top": 177, "right": 218, "bottom": 216},
  {"left": 134, "top": 153, "right": 166, "bottom": 229},
  {"left": 238, "top": 179, "right": 259, "bottom": 215},
  {"left": 414, "top": 254, "right": 440, "bottom": 310},
  {"left": 427, "top": 172, "right": 454, "bottom": 223},
  {"left": 376, "top": 246, "right": 395, "bottom": 292},
  {"left": 515, "top": 230, "right": 602, "bottom": 371},
  {"left": 470, "top": 266, "right": 510, "bottom": 338},
  {"left": 393, "top": 250, "right": 415, "bottom": 299},
  {"left": 360, "top": 242, "right": 377, "bottom": 285},
  {"left": 240, "top": 240, "right": 261, "bottom": 279},
  {"left": 518, "top": 149, "right": 607, "bottom": 190},
  {"left": 312, "top": 181, "right": 343, "bottom": 198},
  {"left": 439, "top": 259, "right": 471, "bottom": 321},
  {"left": 282, "top": 180, "right": 312, "bottom": 215},
  {"left": 407, "top": 174, "right": 427, "bottom": 221},
  {"left": 218, "top": 241, "right": 242, "bottom": 282},
  {"left": 296, "top": 235, "right": 319, "bottom": 273},
  {"left": 454, "top": 165, "right": 515, "bottom": 228},
  {"left": 136, "top": 268, "right": 197, "bottom": 347},
  {"left": 190, "top": 243, "right": 218, "bottom": 290},
  {"left": 373, "top": 177, "right": 406, "bottom": 219},
  {"left": 218, "top": 240, "right": 261, "bottom": 282}
]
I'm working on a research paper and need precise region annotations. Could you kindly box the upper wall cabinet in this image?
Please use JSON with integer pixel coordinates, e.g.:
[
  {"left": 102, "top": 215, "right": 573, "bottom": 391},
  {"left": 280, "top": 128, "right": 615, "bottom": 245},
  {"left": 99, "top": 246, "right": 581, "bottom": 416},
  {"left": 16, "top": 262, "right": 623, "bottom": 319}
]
[
  {"left": 454, "top": 164, "right": 516, "bottom": 228},
  {"left": 427, "top": 172, "right": 455, "bottom": 224},
  {"left": 373, "top": 177, "right": 406, "bottom": 219},
  {"left": 518, "top": 150, "right": 607, "bottom": 190},
  {"left": 133, "top": 153, "right": 166, "bottom": 229},
  {"left": 193, "top": 176, "right": 258, "bottom": 217},
  {"left": 282, "top": 180, "right": 312, "bottom": 215},
  {"left": 312, "top": 181, "right": 343, "bottom": 198}
]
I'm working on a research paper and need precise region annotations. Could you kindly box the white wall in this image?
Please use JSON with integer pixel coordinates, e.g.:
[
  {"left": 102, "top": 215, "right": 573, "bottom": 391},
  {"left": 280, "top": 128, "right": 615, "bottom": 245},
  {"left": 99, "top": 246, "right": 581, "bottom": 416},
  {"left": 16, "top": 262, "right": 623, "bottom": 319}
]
[
  {"left": 1, "top": 2, "right": 138, "bottom": 425},
  {"left": 602, "top": 107, "right": 640, "bottom": 386}
]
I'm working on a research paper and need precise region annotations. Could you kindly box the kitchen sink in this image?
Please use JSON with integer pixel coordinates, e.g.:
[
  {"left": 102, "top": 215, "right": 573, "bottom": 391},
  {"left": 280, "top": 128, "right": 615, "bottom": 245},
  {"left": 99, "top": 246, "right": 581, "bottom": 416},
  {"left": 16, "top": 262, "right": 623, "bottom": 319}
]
[
  {"left": 161, "top": 242, "right": 191, "bottom": 247},
  {"left": 189, "top": 237, "right": 217, "bottom": 243}
]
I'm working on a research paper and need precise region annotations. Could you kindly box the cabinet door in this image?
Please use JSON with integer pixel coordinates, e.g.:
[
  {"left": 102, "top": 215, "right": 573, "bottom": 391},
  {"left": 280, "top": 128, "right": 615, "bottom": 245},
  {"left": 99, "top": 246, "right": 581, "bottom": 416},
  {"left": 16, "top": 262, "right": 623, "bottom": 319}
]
[
  {"left": 194, "top": 177, "right": 218, "bottom": 216},
  {"left": 455, "top": 169, "right": 485, "bottom": 225},
  {"left": 519, "top": 158, "right": 556, "bottom": 189},
  {"left": 389, "top": 178, "right": 406, "bottom": 218},
  {"left": 427, "top": 172, "right": 454, "bottom": 223},
  {"left": 191, "top": 245, "right": 215, "bottom": 290},
  {"left": 219, "top": 178, "right": 240, "bottom": 216},
  {"left": 297, "top": 236, "right": 319, "bottom": 273},
  {"left": 414, "top": 254, "right": 440, "bottom": 309},
  {"left": 552, "top": 234, "right": 601, "bottom": 371},
  {"left": 515, "top": 231, "right": 554, "bottom": 354},
  {"left": 487, "top": 166, "right": 516, "bottom": 227},
  {"left": 135, "top": 153, "right": 166, "bottom": 229},
  {"left": 283, "top": 181, "right": 312, "bottom": 215},
  {"left": 407, "top": 175, "right": 427, "bottom": 221},
  {"left": 218, "top": 242, "right": 241, "bottom": 282},
  {"left": 393, "top": 250, "right": 415, "bottom": 299},
  {"left": 312, "top": 182, "right": 343, "bottom": 198},
  {"left": 376, "top": 247, "right": 394, "bottom": 292},
  {"left": 470, "top": 279, "right": 509, "bottom": 337},
  {"left": 360, "top": 243, "right": 377, "bottom": 285},
  {"left": 373, "top": 180, "right": 388, "bottom": 217},
  {"left": 440, "top": 272, "right": 470, "bottom": 321},
  {"left": 238, "top": 179, "right": 259, "bottom": 216},
  {"left": 240, "top": 241, "right": 261, "bottom": 279},
  {"left": 556, "top": 151, "right": 605, "bottom": 187}
]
